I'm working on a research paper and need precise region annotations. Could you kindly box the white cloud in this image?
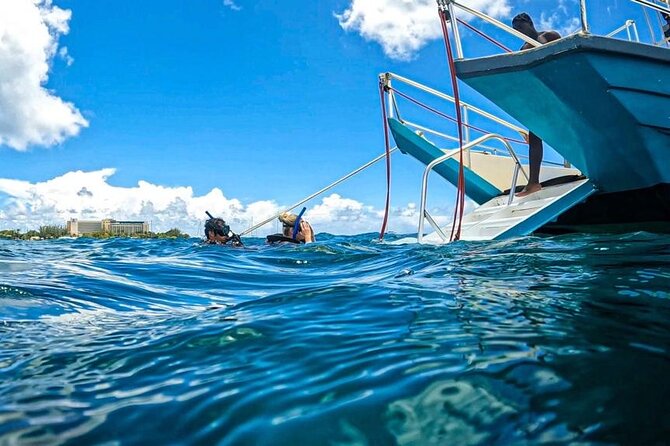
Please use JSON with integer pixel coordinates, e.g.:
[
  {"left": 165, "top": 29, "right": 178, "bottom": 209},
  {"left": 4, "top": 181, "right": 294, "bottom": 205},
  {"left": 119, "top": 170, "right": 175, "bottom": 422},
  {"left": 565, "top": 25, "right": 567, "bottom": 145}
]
[
  {"left": 336, "top": 0, "right": 512, "bottom": 60},
  {"left": 0, "top": 169, "right": 456, "bottom": 237},
  {"left": 539, "top": 12, "right": 581, "bottom": 36},
  {"left": 58, "top": 46, "right": 74, "bottom": 66},
  {"left": 223, "top": 0, "right": 241, "bottom": 11},
  {"left": 0, "top": 0, "right": 88, "bottom": 150}
]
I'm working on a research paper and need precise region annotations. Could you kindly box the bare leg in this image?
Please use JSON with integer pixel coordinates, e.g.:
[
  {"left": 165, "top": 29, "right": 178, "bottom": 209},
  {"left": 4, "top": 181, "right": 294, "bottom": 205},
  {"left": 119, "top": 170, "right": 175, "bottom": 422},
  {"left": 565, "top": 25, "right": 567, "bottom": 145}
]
[{"left": 517, "top": 131, "right": 543, "bottom": 196}]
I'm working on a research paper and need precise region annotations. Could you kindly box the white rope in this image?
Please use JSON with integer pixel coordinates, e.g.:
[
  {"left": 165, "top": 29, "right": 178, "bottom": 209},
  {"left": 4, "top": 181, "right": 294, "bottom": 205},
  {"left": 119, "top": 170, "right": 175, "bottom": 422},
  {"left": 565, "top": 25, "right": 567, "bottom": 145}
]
[{"left": 239, "top": 148, "right": 398, "bottom": 236}]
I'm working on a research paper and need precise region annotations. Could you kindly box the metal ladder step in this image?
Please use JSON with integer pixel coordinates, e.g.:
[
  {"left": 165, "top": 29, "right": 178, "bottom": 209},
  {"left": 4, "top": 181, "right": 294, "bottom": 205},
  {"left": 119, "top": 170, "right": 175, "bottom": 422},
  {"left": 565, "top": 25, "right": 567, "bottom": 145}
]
[{"left": 421, "top": 179, "right": 596, "bottom": 243}]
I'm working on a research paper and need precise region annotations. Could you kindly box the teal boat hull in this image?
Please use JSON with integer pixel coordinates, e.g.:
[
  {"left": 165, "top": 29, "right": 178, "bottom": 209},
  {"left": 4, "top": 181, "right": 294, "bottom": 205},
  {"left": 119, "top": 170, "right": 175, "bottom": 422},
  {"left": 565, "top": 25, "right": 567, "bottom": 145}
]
[{"left": 454, "top": 34, "right": 670, "bottom": 194}]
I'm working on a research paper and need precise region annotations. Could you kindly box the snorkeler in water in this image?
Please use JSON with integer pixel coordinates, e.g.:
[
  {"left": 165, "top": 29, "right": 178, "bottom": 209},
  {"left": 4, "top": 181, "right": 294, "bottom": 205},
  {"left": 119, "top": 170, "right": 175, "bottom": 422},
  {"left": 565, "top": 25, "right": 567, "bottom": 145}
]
[
  {"left": 266, "top": 208, "right": 315, "bottom": 244},
  {"left": 204, "top": 211, "right": 243, "bottom": 247}
]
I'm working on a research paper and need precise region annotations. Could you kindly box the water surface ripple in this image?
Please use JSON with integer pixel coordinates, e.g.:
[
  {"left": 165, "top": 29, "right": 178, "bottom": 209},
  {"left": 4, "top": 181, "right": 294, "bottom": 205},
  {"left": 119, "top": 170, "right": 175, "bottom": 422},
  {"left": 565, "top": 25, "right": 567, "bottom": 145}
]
[{"left": 1, "top": 233, "right": 669, "bottom": 445}]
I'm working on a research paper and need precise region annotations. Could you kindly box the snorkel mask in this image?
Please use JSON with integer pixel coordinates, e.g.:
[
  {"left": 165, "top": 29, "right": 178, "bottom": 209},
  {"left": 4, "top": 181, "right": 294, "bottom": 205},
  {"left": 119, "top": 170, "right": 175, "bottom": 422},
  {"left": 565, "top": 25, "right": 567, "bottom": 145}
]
[{"left": 205, "top": 211, "right": 233, "bottom": 238}]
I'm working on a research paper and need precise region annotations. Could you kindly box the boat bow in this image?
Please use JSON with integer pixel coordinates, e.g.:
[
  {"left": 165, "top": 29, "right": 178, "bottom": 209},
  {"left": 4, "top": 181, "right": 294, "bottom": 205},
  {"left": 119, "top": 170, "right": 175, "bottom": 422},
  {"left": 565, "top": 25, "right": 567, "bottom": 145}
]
[{"left": 454, "top": 34, "right": 670, "bottom": 193}]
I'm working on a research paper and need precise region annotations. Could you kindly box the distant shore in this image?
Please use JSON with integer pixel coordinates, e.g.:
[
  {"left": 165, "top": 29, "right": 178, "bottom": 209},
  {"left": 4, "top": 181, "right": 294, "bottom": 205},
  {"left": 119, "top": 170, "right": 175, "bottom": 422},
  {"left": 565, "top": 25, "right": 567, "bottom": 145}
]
[{"left": 0, "top": 227, "right": 191, "bottom": 241}]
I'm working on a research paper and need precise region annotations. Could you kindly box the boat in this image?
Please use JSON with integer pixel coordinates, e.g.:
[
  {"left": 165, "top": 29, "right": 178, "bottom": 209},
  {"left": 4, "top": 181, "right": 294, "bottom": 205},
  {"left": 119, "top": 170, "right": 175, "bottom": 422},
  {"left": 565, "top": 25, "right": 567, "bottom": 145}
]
[{"left": 383, "top": 0, "right": 670, "bottom": 243}]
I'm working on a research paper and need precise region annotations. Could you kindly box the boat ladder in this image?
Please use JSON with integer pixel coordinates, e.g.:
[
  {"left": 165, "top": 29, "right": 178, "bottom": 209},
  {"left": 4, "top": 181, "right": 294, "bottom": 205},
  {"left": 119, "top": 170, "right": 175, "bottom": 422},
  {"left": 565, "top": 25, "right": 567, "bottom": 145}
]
[{"left": 417, "top": 134, "right": 596, "bottom": 243}]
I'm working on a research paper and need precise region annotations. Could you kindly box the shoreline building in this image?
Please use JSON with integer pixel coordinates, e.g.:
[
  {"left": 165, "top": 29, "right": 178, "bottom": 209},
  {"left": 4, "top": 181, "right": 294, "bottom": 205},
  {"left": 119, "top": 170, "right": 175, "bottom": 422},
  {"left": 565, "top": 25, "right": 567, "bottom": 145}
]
[{"left": 66, "top": 219, "right": 150, "bottom": 236}]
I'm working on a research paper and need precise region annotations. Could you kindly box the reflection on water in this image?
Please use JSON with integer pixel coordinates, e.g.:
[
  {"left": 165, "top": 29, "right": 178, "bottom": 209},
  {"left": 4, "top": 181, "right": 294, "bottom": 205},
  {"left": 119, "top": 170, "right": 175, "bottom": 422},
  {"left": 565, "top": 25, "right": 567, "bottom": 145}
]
[
  {"left": 0, "top": 233, "right": 669, "bottom": 444},
  {"left": 387, "top": 380, "right": 517, "bottom": 445}
]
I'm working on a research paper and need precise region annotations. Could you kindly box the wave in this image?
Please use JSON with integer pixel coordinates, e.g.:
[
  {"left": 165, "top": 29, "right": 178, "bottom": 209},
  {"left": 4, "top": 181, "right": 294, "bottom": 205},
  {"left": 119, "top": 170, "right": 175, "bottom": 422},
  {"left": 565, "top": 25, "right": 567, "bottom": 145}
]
[{"left": 1, "top": 232, "right": 669, "bottom": 444}]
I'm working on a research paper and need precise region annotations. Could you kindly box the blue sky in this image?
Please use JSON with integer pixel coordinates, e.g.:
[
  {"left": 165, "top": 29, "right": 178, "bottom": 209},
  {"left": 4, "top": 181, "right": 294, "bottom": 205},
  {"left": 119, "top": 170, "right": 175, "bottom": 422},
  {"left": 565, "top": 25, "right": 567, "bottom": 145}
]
[{"left": 0, "top": 0, "right": 662, "bottom": 234}]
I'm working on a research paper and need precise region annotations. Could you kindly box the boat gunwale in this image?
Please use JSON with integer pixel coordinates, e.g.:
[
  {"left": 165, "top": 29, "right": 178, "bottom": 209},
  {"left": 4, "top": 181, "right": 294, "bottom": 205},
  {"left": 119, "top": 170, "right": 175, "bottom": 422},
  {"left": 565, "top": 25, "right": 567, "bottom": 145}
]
[{"left": 454, "top": 34, "right": 670, "bottom": 78}]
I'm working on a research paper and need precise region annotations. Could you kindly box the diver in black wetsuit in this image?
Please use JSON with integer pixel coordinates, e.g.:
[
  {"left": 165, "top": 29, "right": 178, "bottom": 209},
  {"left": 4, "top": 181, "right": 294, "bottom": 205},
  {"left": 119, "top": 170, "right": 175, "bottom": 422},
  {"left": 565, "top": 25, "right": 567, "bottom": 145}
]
[
  {"left": 512, "top": 13, "right": 562, "bottom": 197},
  {"left": 204, "top": 212, "right": 243, "bottom": 247}
]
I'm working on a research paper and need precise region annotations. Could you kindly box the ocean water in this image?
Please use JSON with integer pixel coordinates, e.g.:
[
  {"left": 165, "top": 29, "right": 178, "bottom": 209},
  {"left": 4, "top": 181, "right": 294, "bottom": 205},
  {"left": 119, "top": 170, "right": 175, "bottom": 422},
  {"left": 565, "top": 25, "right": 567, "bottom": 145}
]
[{"left": 1, "top": 233, "right": 669, "bottom": 445}]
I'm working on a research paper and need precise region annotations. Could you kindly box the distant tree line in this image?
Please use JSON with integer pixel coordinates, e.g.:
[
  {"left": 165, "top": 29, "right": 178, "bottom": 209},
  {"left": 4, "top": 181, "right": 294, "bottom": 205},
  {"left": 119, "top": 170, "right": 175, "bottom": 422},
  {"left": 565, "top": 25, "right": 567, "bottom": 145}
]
[
  {"left": 0, "top": 226, "right": 191, "bottom": 240},
  {"left": 0, "top": 225, "right": 68, "bottom": 240},
  {"left": 86, "top": 228, "right": 190, "bottom": 239}
]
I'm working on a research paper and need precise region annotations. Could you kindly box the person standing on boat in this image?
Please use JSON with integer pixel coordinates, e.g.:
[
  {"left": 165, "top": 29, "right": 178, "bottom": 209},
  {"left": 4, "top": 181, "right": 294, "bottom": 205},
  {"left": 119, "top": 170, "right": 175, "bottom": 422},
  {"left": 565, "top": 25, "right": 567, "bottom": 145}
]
[
  {"left": 278, "top": 211, "right": 315, "bottom": 243},
  {"left": 512, "top": 13, "right": 562, "bottom": 197},
  {"left": 662, "top": 12, "right": 670, "bottom": 40}
]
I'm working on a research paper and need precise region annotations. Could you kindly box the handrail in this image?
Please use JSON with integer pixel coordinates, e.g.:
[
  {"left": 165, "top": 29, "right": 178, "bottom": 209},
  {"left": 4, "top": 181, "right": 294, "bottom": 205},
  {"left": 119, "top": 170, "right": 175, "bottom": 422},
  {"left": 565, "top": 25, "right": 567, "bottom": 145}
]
[
  {"left": 631, "top": 0, "right": 670, "bottom": 14},
  {"left": 580, "top": 0, "right": 669, "bottom": 43},
  {"left": 444, "top": 0, "right": 542, "bottom": 50},
  {"left": 382, "top": 72, "right": 541, "bottom": 165},
  {"left": 580, "top": 0, "right": 590, "bottom": 34},
  {"left": 463, "top": 104, "right": 472, "bottom": 165},
  {"left": 417, "top": 148, "right": 460, "bottom": 243},
  {"left": 402, "top": 120, "right": 460, "bottom": 144},
  {"left": 402, "top": 120, "right": 529, "bottom": 157},
  {"left": 417, "top": 134, "right": 529, "bottom": 243},
  {"left": 384, "top": 72, "right": 527, "bottom": 136},
  {"left": 607, "top": 20, "right": 641, "bottom": 41},
  {"left": 441, "top": 0, "right": 669, "bottom": 59}
]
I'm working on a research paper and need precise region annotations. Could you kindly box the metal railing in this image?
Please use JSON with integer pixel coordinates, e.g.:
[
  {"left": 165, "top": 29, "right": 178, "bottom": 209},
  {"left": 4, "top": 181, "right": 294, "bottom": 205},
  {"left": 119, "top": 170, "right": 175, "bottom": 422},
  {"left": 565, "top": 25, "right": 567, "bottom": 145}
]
[
  {"left": 382, "top": 71, "right": 571, "bottom": 166},
  {"left": 436, "top": 0, "right": 541, "bottom": 60},
  {"left": 384, "top": 73, "right": 525, "bottom": 132},
  {"left": 379, "top": 72, "right": 547, "bottom": 243},
  {"left": 607, "top": 20, "right": 641, "bottom": 41},
  {"left": 438, "top": 0, "right": 670, "bottom": 59},
  {"left": 382, "top": 72, "right": 528, "bottom": 162},
  {"left": 630, "top": 0, "right": 670, "bottom": 14},
  {"left": 417, "top": 134, "right": 528, "bottom": 244},
  {"left": 406, "top": 0, "right": 668, "bottom": 243},
  {"left": 580, "top": 0, "right": 590, "bottom": 34}
]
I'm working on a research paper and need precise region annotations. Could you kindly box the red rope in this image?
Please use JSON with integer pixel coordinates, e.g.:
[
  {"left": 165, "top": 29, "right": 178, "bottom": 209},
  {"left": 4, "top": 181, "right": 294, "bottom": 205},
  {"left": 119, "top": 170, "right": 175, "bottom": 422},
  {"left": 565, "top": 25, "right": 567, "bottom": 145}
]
[
  {"left": 439, "top": 9, "right": 466, "bottom": 242},
  {"left": 378, "top": 81, "right": 392, "bottom": 241},
  {"left": 388, "top": 87, "right": 526, "bottom": 145},
  {"left": 456, "top": 18, "right": 512, "bottom": 53}
]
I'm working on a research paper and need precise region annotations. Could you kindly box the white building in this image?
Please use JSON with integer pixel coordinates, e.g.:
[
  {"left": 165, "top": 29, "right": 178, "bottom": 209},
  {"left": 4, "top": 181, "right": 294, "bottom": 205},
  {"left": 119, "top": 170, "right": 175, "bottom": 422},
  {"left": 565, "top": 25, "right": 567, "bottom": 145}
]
[{"left": 66, "top": 219, "right": 150, "bottom": 236}]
